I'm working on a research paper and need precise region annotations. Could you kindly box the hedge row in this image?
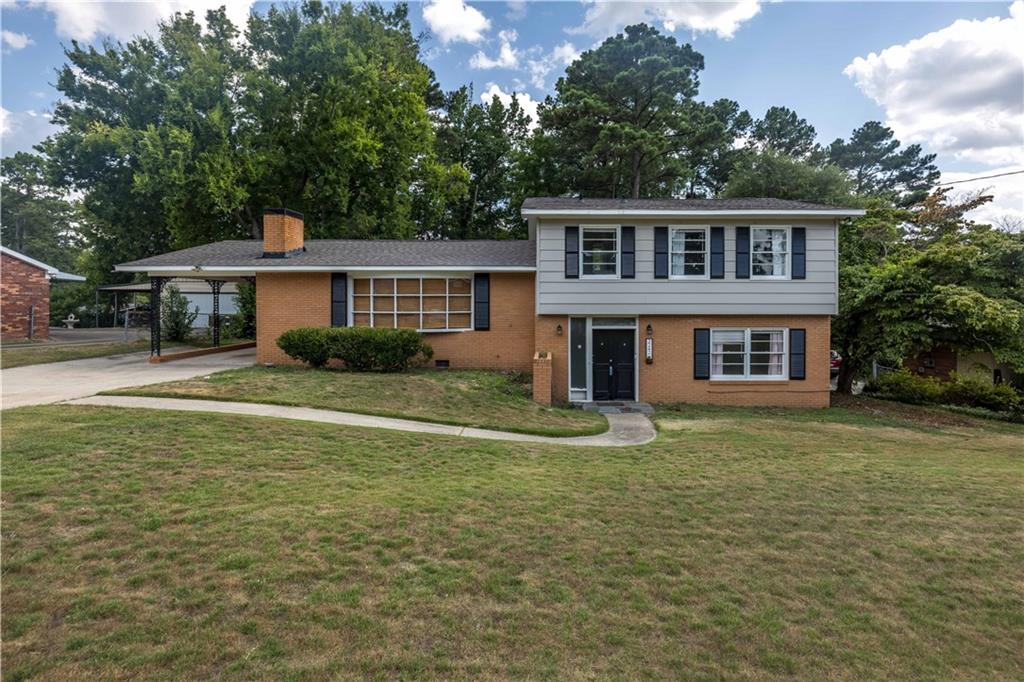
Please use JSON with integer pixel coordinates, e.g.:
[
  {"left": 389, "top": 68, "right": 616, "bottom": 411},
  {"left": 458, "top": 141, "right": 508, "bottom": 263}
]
[
  {"left": 276, "top": 327, "right": 433, "bottom": 372},
  {"left": 863, "top": 369, "right": 1021, "bottom": 414}
]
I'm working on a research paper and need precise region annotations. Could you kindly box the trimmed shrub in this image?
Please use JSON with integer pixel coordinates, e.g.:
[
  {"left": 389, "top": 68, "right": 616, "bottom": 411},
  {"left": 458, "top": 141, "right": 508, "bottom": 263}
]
[
  {"left": 276, "top": 327, "right": 334, "bottom": 368},
  {"left": 276, "top": 327, "right": 433, "bottom": 371},
  {"left": 863, "top": 369, "right": 943, "bottom": 405},
  {"left": 331, "top": 327, "right": 433, "bottom": 372},
  {"left": 941, "top": 372, "right": 1021, "bottom": 413}
]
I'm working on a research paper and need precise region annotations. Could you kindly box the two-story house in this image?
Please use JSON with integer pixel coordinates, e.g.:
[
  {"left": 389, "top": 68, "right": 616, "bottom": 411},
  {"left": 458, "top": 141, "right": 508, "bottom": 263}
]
[{"left": 116, "top": 198, "right": 864, "bottom": 408}]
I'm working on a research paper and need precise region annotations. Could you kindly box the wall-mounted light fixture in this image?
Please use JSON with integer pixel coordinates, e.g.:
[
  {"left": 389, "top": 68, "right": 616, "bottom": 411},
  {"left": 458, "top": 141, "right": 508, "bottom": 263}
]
[
  {"left": 646, "top": 324, "right": 653, "bottom": 338},
  {"left": 556, "top": 324, "right": 563, "bottom": 336}
]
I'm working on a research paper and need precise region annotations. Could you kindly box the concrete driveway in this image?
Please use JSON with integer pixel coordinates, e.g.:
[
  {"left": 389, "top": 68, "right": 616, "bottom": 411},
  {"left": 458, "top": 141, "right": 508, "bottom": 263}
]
[{"left": 1, "top": 348, "right": 255, "bottom": 409}]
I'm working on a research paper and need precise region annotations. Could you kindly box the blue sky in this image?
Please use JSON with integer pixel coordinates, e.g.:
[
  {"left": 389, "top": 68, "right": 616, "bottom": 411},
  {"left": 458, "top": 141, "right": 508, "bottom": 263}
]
[{"left": 2, "top": 1, "right": 1022, "bottom": 221}]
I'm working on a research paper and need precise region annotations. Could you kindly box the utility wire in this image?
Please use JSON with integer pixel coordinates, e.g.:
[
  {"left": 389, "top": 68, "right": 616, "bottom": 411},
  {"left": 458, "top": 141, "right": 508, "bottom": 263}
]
[{"left": 936, "top": 169, "right": 1024, "bottom": 186}]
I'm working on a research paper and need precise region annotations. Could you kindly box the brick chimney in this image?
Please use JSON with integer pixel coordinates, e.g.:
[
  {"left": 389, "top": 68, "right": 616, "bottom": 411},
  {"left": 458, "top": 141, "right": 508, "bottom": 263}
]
[{"left": 262, "top": 208, "right": 305, "bottom": 258}]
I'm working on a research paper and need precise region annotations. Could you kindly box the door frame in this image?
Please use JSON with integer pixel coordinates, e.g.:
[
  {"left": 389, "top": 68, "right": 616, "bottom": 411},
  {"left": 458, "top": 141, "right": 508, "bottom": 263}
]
[{"left": 568, "top": 316, "right": 639, "bottom": 402}]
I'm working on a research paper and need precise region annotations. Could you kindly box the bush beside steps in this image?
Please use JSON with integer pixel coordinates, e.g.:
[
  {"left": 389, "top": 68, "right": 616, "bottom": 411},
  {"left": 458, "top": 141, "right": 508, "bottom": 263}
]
[
  {"left": 277, "top": 327, "right": 433, "bottom": 372},
  {"left": 864, "top": 369, "right": 1022, "bottom": 420}
]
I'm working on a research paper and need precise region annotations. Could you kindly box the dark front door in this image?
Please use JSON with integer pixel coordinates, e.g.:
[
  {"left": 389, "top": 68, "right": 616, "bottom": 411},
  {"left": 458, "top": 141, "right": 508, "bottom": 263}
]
[{"left": 592, "top": 329, "right": 635, "bottom": 400}]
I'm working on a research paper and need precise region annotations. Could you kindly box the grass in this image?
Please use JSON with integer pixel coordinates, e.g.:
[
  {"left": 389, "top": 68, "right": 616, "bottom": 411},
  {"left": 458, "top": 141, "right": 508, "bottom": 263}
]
[
  {"left": 2, "top": 398, "right": 1022, "bottom": 679},
  {"left": 107, "top": 365, "right": 607, "bottom": 437},
  {"left": 0, "top": 340, "right": 156, "bottom": 369}
]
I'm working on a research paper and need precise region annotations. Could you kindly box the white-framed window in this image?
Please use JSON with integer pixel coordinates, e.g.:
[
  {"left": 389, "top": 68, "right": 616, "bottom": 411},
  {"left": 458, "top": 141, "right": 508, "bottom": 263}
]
[
  {"left": 711, "top": 328, "right": 786, "bottom": 380},
  {"left": 670, "top": 226, "right": 708, "bottom": 278},
  {"left": 351, "top": 276, "right": 472, "bottom": 332},
  {"left": 581, "top": 226, "right": 619, "bottom": 278},
  {"left": 751, "top": 227, "right": 789, "bottom": 278}
]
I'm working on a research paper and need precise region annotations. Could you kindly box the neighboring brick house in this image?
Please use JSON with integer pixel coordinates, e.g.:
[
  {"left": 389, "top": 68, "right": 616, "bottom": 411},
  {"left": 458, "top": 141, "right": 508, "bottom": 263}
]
[
  {"left": 1, "top": 246, "right": 86, "bottom": 341},
  {"left": 906, "top": 348, "right": 1020, "bottom": 386},
  {"left": 116, "top": 199, "right": 865, "bottom": 407}
]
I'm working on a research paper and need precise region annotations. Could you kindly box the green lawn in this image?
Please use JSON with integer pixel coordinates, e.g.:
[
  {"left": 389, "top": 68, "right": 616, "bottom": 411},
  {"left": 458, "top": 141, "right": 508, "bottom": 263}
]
[
  {"left": 2, "top": 399, "right": 1021, "bottom": 679},
  {"left": 107, "top": 365, "right": 607, "bottom": 437},
  {"left": 0, "top": 340, "right": 155, "bottom": 369}
]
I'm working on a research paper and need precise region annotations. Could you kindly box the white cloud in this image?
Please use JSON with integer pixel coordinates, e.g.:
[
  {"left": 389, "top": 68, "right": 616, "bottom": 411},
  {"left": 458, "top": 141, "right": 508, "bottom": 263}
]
[
  {"left": 940, "top": 167, "right": 1024, "bottom": 227},
  {"left": 506, "top": 1, "right": 527, "bottom": 21},
  {"left": 0, "top": 107, "right": 58, "bottom": 155},
  {"left": 31, "top": 1, "right": 254, "bottom": 42},
  {"left": 422, "top": 0, "right": 490, "bottom": 45},
  {"left": 844, "top": 1, "right": 1024, "bottom": 167},
  {"left": 527, "top": 41, "right": 580, "bottom": 89},
  {"left": 570, "top": 0, "right": 761, "bottom": 40},
  {"left": 470, "top": 29, "right": 519, "bottom": 69},
  {"left": 480, "top": 83, "right": 539, "bottom": 128},
  {"left": 2, "top": 29, "right": 34, "bottom": 50}
]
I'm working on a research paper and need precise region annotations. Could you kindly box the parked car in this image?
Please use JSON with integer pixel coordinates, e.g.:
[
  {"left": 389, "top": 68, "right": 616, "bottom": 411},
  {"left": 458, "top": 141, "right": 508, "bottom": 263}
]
[{"left": 830, "top": 350, "right": 843, "bottom": 376}]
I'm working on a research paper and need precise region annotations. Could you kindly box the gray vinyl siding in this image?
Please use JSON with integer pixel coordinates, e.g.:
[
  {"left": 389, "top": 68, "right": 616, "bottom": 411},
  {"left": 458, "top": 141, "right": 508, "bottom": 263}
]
[{"left": 536, "top": 219, "right": 838, "bottom": 315}]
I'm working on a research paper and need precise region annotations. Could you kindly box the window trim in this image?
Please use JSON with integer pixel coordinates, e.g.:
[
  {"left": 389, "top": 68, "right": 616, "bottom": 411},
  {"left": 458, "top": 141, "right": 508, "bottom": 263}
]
[
  {"left": 710, "top": 327, "right": 788, "bottom": 381},
  {"left": 348, "top": 275, "right": 473, "bottom": 333},
  {"left": 750, "top": 225, "right": 791, "bottom": 280},
  {"left": 668, "top": 225, "right": 710, "bottom": 280},
  {"left": 580, "top": 225, "right": 620, "bottom": 279}
]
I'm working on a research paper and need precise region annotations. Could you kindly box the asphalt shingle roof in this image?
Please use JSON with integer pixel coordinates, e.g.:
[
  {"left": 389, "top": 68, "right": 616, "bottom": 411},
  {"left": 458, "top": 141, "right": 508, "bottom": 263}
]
[
  {"left": 520, "top": 197, "right": 856, "bottom": 211},
  {"left": 117, "top": 239, "right": 536, "bottom": 270}
]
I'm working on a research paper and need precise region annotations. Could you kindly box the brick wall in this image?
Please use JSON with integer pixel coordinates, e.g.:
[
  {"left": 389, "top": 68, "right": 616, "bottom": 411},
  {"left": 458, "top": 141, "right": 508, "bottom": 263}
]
[
  {"left": 426, "top": 273, "right": 535, "bottom": 372},
  {"left": 255, "top": 271, "right": 536, "bottom": 370},
  {"left": 534, "top": 315, "right": 569, "bottom": 401},
  {"left": 1, "top": 252, "right": 51, "bottom": 341},
  {"left": 638, "top": 315, "right": 832, "bottom": 408},
  {"left": 905, "top": 348, "right": 957, "bottom": 380},
  {"left": 255, "top": 272, "right": 331, "bottom": 364},
  {"left": 532, "top": 352, "right": 552, "bottom": 405},
  {"left": 262, "top": 212, "right": 304, "bottom": 255}
]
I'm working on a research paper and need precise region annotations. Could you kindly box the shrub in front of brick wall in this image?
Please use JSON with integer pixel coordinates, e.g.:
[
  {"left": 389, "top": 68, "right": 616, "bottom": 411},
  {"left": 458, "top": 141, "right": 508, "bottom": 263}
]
[
  {"left": 277, "top": 328, "right": 334, "bottom": 368},
  {"left": 940, "top": 372, "right": 1021, "bottom": 413},
  {"left": 277, "top": 327, "right": 433, "bottom": 372},
  {"left": 863, "top": 369, "right": 943, "bottom": 405}
]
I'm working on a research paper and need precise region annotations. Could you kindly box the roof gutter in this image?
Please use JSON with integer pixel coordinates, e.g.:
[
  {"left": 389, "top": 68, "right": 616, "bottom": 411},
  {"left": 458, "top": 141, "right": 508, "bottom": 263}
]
[
  {"left": 520, "top": 208, "right": 866, "bottom": 218},
  {"left": 114, "top": 264, "right": 537, "bottom": 274}
]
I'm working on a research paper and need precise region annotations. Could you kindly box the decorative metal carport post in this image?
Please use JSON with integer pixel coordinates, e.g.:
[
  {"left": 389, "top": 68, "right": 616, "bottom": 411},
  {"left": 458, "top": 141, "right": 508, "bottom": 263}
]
[
  {"left": 206, "top": 279, "right": 226, "bottom": 347},
  {"left": 149, "top": 277, "right": 167, "bottom": 357}
]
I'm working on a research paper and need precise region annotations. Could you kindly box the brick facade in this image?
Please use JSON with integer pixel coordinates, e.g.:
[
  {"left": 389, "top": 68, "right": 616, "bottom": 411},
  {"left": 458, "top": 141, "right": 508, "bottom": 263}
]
[
  {"left": 1, "top": 252, "right": 51, "bottom": 341},
  {"left": 426, "top": 273, "right": 535, "bottom": 372},
  {"left": 532, "top": 352, "right": 552, "bottom": 405},
  {"left": 905, "top": 348, "right": 957, "bottom": 380},
  {"left": 256, "top": 272, "right": 332, "bottom": 364},
  {"left": 638, "top": 315, "right": 831, "bottom": 408}
]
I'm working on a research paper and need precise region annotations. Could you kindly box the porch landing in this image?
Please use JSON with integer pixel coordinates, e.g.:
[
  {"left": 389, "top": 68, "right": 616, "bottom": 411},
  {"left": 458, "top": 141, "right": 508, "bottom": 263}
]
[{"left": 580, "top": 401, "right": 654, "bottom": 415}]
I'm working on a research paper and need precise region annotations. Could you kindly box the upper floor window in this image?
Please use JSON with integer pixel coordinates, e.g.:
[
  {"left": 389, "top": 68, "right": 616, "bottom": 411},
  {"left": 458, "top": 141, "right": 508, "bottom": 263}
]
[
  {"left": 670, "top": 227, "right": 707, "bottom": 278},
  {"left": 711, "top": 328, "right": 786, "bottom": 379},
  {"left": 751, "top": 227, "right": 789, "bottom": 278},
  {"left": 351, "top": 277, "right": 471, "bottom": 331},
  {"left": 581, "top": 226, "right": 618, "bottom": 277}
]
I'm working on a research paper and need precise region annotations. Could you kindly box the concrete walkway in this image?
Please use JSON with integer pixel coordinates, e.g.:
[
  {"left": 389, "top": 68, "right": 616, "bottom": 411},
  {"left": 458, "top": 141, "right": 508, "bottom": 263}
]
[
  {"left": 67, "top": 395, "right": 658, "bottom": 447},
  {"left": 1, "top": 348, "right": 256, "bottom": 409}
]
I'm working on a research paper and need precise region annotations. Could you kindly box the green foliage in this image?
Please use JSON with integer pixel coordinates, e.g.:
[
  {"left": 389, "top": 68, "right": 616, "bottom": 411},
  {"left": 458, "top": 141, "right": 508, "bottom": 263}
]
[
  {"left": 160, "top": 285, "right": 198, "bottom": 342},
  {"left": 723, "top": 150, "right": 853, "bottom": 204},
  {"left": 276, "top": 327, "right": 433, "bottom": 371},
  {"left": 680, "top": 99, "right": 753, "bottom": 197},
  {"left": 276, "top": 328, "right": 335, "bottom": 368},
  {"left": 329, "top": 327, "right": 434, "bottom": 372},
  {"left": 863, "top": 370, "right": 943, "bottom": 405},
  {"left": 43, "top": 2, "right": 456, "bottom": 281},
  {"left": 941, "top": 372, "right": 1021, "bottom": 413},
  {"left": 749, "top": 106, "right": 822, "bottom": 162},
  {"left": 865, "top": 369, "right": 1021, "bottom": 414},
  {"left": 227, "top": 280, "right": 256, "bottom": 340},
  {"left": 536, "top": 23, "right": 704, "bottom": 198},
  {"left": 828, "top": 121, "right": 939, "bottom": 205}
]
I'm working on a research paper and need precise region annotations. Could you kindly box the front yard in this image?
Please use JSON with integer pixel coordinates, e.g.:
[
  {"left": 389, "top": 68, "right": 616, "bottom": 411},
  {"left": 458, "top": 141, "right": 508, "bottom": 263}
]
[
  {"left": 2, "top": 398, "right": 1021, "bottom": 679},
  {"left": 107, "top": 365, "right": 607, "bottom": 437},
  {"left": 0, "top": 340, "right": 155, "bottom": 369}
]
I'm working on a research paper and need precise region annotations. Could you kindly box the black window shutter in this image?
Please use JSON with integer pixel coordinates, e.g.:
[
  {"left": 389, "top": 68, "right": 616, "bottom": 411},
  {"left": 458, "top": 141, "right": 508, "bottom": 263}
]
[
  {"left": 331, "top": 273, "right": 347, "bottom": 327},
  {"left": 790, "top": 328, "right": 806, "bottom": 380},
  {"left": 654, "top": 226, "right": 668, "bottom": 279},
  {"left": 792, "top": 227, "right": 806, "bottom": 279},
  {"left": 473, "top": 273, "right": 490, "bottom": 331},
  {"left": 694, "top": 328, "right": 710, "bottom": 380},
  {"left": 735, "top": 226, "right": 750, "bottom": 279},
  {"left": 621, "top": 226, "right": 635, "bottom": 279},
  {"left": 710, "top": 227, "right": 724, "bottom": 279},
  {"left": 564, "top": 226, "right": 579, "bottom": 279}
]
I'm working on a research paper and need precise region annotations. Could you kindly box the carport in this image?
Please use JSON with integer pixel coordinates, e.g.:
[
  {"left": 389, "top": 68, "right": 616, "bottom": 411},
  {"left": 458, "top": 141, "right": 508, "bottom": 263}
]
[{"left": 144, "top": 276, "right": 253, "bottom": 358}]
